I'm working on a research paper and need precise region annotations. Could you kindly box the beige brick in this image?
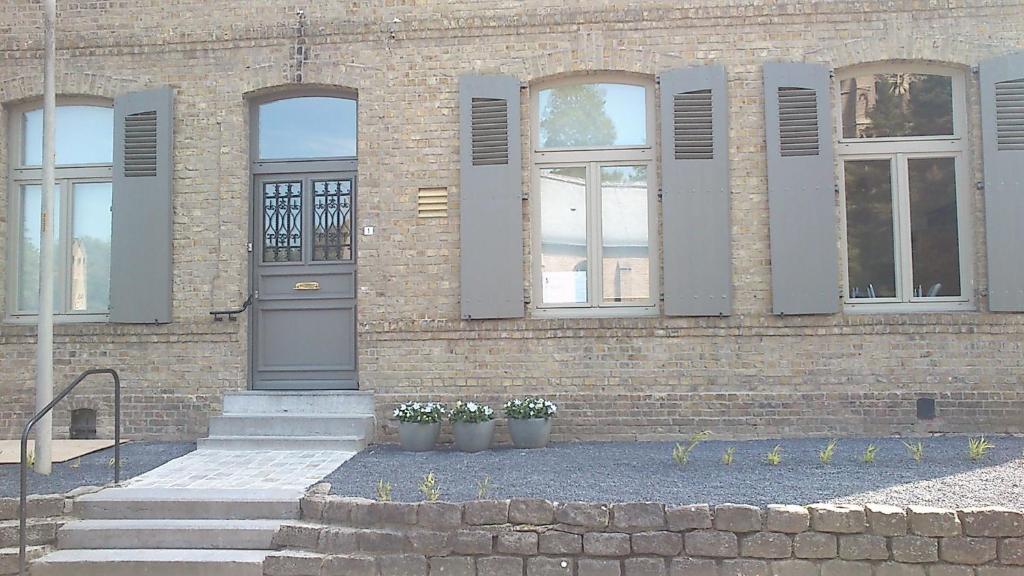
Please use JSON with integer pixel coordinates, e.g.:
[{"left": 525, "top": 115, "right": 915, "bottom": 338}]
[
  {"left": 809, "top": 505, "right": 867, "bottom": 534},
  {"left": 767, "top": 505, "right": 810, "bottom": 534},
  {"left": 793, "top": 532, "right": 838, "bottom": 559},
  {"left": 685, "top": 529, "right": 739, "bottom": 558},
  {"left": 741, "top": 532, "right": 792, "bottom": 559},
  {"left": 940, "top": 537, "right": 998, "bottom": 565},
  {"left": 838, "top": 534, "right": 889, "bottom": 561},
  {"left": 959, "top": 508, "right": 1024, "bottom": 538},
  {"left": 667, "top": 504, "right": 712, "bottom": 531},
  {"left": 891, "top": 535, "right": 939, "bottom": 563},
  {"left": 865, "top": 504, "right": 907, "bottom": 537},
  {"left": 716, "top": 504, "right": 763, "bottom": 533},
  {"left": 909, "top": 507, "right": 962, "bottom": 537}
]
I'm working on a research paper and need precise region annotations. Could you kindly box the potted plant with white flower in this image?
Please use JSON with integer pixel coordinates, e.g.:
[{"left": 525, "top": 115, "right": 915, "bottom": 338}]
[
  {"left": 393, "top": 402, "right": 447, "bottom": 452},
  {"left": 449, "top": 401, "right": 496, "bottom": 452},
  {"left": 504, "top": 396, "right": 557, "bottom": 449}
]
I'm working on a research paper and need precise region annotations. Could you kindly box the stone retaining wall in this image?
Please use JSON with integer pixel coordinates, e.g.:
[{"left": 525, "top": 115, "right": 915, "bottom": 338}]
[
  {"left": 265, "top": 495, "right": 1024, "bottom": 576},
  {"left": 0, "top": 493, "right": 75, "bottom": 575}
]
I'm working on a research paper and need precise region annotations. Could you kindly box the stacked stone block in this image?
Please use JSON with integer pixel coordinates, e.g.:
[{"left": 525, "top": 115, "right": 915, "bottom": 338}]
[
  {"left": 0, "top": 492, "right": 78, "bottom": 575},
  {"left": 264, "top": 496, "right": 1024, "bottom": 576}
]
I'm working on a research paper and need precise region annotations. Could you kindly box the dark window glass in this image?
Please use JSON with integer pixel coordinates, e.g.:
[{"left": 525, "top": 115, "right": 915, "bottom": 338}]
[
  {"left": 845, "top": 160, "right": 897, "bottom": 299},
  {"left": 840, "top": 73, "right": 954, "bottom": 138},
  {"left": 908, "top": 157, "right": 960, "bottom": 297}
]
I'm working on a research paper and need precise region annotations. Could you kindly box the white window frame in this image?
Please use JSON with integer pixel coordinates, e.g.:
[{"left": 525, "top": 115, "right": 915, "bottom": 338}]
[
  {"left": 836, "top": 63, "right": 974, "bottom": 313},
  {"left": 529, "top": 74, "right": 659, "bottom": 317},
  {"left": 5, "top": 97, "right": 114, "bottom": 323}
]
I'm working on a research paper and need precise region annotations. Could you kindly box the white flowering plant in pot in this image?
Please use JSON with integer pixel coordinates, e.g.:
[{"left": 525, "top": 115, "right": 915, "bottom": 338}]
[
  {"left": 503, "top": 397, "right": 557, "bottom": 420},
  {"left": 504, "top": 396, "right": 557, "bottom": 449},
  {"left": 393, "top": 402, "right": 447, "bottom": 452},
  {"left": 393, "top": 402, "right": 447, "bottom": 424},
  {"left": 449, "top": 401, "right": 496, "bottom": 452}
]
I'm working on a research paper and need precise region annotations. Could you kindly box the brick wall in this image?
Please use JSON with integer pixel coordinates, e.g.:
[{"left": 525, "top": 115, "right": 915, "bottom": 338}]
[
  {"left": 0, "top": 1, "right": 1023, "bottom": 440},
  {"left": 267, "top": 494, "right": 1024, "bottom": 576}
]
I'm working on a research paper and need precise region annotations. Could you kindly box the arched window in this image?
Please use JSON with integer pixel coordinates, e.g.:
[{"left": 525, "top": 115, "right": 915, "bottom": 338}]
[
  {"left": 531, "top": 76, "right": 657, "bottom": 312},
  {"left": 8, "top": 100, "right": 114, "bottom": 317},
  {"left": 837, "top": 64, "right": 972, "bottom": 311},
  {"left": 255, "top": 96, "right": 356, "bottom": 161}
]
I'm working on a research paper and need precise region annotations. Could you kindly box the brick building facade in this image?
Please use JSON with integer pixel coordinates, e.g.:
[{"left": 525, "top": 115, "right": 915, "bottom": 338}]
[{"left": 1, "top": 1, "right": 1022, "bottom": 442}]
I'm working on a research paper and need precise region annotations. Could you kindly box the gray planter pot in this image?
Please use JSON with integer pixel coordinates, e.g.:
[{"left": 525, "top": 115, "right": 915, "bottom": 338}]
[
  {"left": 508, "top": 417, "right": 553, "bottom": 449},
  {"left": 452, "top": 419, "right": 496, "bottom": 452},
  {"left": 398, "top": 421, "right": 441, "bottom": 452}
]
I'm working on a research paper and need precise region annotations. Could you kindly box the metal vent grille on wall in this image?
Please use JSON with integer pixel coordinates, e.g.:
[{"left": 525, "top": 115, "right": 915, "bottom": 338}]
[
  {"left": 673, "top": 89, "right": 714, "bottom": 160},
  {"left": 777, "top": 87, "right": 819, "bottom": 157},
  {"left": 995, "top": 78, "right": 1024, "bottom": 151},
  {"left": 417, "top": 187, "right": 449, "bottom": 218},
  {"left": 123, "top": 110, "right": 158, "bottom": 177},
  {"left": 470, "top": 97, "right": 509, "bottom": 166}
]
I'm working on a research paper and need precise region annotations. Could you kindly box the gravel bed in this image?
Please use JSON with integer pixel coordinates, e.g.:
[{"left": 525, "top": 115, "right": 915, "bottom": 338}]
[
  {"left": 326, "top": 436, "right": 1024, "bottom": 507},
  {"left": 0, "top": 441, "right": 195, "bottom": 497}
]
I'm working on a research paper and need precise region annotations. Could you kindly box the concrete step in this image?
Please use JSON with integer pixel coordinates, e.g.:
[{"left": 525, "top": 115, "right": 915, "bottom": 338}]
[
  {"left": 75, "top": 488, "right": 300, "bottom": 520},
  {"left": 208, "top": 413, "right": 374, "bottom": 438},
  {"left": 30, "top": 549, "right": 267, "bottom": 576},
  {"left": 198, "top": 435, "right": 367, "bottom": 452},
  {"left": 57, "top": 519, "right": 284, "bottom": 550},
  {"left": 223, "top": 391, "right": 375, "bottom": 416}
]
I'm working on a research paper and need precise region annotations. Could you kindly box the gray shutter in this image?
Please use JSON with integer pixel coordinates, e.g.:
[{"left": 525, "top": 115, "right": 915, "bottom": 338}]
[
  {"left": 659, "top": 65, "right": 731, "bottom": 316},
  {"left": 110, "top": 86, "right": 174, "bottom": 323},
  {"left": 981, "top": 53, "right": 1024, "bottom": 311},
  {"left": 458, "top": 74, "right": 524, "bottom": 319},
  {"left": 763, "top": 62, "right": 839, "bottom": 315}
]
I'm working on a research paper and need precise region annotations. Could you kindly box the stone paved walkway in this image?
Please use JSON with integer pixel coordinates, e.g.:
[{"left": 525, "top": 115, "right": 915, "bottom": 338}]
[{"left": 122, "top": 449, "right": 354, "bottom": 492}]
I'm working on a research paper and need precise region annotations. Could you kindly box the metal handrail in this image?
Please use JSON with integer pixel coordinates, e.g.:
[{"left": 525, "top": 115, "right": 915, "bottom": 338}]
[
  {"left": 20, "top": 368, "right": 120, "bottom": 576},
  {"left": 210, "top": 293, "right": 253, "bottom": 321}
]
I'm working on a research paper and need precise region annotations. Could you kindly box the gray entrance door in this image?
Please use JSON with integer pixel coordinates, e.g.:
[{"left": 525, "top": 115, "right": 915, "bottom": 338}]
[{"left": 251, "top": 173, "right": 356, "bottom": 390}]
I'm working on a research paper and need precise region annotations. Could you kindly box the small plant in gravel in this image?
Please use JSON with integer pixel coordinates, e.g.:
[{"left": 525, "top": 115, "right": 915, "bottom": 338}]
[
  {"left": 448, "top": 401, "right": 495, "bottom": 423},
  {"left": 818, "top": 439, "right": 838, "bottom": 465},
  {"left": 477, "top": 475, "right": 492, "bottom": 499},
  {"left": 107, "top": 456, "right": 124, "bottom": 469},
  {"left": 672, "top": 430, "right": 711, "bottom": 466},
  {"left": 393, "top": 402, "right": 447, "bottom": 423},
  {"left": 765, "top": 444, "right": 783, "bottom": 466},
  {"left": 70, "top": 458, "right": 81, "bottom": 469},
  {"left": 26, "top": 450, "right": 35, "bottom": 467},
  {"left": 968, "top": 436, "right": 995, "bottom": 461},
  {"left": 862, "top": 444, "right": 878, "bottom": 464},
  {"left": 376, "top": 479, "right": 393, "bottom": 502},
  {"left": 722, "top": 446, "right": 736, "bottom": 466},
  {"left": 503, "top": 397, "right": 557, "bottom": 419},
  {"left": 419, "top": 472, "right": 441, "bottom": 502},
  {"left": 902, "top": 440, "right": 925, "bottom": 463}
]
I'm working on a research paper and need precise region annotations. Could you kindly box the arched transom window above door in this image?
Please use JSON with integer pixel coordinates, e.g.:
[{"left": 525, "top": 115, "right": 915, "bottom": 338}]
[{"left": 256, "top": 95, "right": 357, "bottom": 161}]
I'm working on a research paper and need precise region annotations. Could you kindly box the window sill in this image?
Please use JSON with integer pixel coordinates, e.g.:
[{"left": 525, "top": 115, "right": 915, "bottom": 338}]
[
  {"left": 4, "top": 314, "right": 111, "bottom": 325},
  {"left": 530, "top": 306, "right": 660, "bottom": 319},
  {"left": 842, "top": 301, "right": 975, "bottom": 314}
]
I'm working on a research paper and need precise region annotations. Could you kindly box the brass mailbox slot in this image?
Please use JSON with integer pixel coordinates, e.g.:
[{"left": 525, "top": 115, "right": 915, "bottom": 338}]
[{"left": 294, "top": 281, "right": 320, "bottom": 291}]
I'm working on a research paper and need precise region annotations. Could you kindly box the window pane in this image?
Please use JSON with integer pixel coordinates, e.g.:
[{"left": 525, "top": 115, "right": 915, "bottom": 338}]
[
  {"left": 840, "top": 73, "right": 953, "bottom": 138},
  {"left": 263, "top": 181, "right": 303, "bottom": 262},
  {"left": 540, "top": 167, "right": 587, "bottom": 304},
  {"left": 23, "top": 106, "right": 114, "bottom": 166},
  {"left": 909, "top": 157, "right": 960, "bottom": 297},
  {"left": 845, "top": 160, "right": 897, "bottom": 299},
  {"left": 18, "top": 184, "right": 61, "bottom": 312},
  {"left": 312, "top": 179, "right": 352, "bottom": 261},
  {"left": 71, "top": 182, "right": 112, "bottom": 312},
  {"left": 538, "top": 83, "right": 646, "bottom": 148},
  {"left": 258, "top": 97, "right": 357, "bottom": 160},
  {"left": 600, "top": 166, "right": 649, "bottom": 303}
]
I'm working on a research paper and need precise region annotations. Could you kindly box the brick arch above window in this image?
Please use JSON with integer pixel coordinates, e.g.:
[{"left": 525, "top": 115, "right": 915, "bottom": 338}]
[{"left": 0, "top": 71, "right": 145, "bottom": 106}]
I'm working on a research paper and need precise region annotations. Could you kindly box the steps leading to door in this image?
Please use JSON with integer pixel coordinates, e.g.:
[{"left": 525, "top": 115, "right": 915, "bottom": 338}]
[
  {"left": 199, "top": 390, "right": 376, "bottom": 452},
  {"left": 31, "top": 488, "right": 301, "bottom": 576}
]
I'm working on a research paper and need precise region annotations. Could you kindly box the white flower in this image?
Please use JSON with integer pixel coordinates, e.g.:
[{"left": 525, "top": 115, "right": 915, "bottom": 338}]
[{"left": 467, "top": 402, "right": 478, "bottom": 411}]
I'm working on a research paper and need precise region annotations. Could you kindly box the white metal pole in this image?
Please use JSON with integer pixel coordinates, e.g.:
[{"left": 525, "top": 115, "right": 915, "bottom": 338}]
[{"left": 34, "top": 0, "right": 57, "bottom": 475}]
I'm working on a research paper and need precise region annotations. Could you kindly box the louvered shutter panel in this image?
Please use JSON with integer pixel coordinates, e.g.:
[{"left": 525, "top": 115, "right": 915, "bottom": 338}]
[
  {"left": 981, "top": 53, "right": 1024, "bottom": 311},
  {"left": 458, "top": 74, "right": 524, "bottom": 319},
  {"left": 763, "top": 62, "right": 839, "bottom": 315},
  {"left": 110, "top": 86, "right": 174, "bottom": 323},
  {"left": 659, "top": 65, "right": 731, "bottom": 316}
]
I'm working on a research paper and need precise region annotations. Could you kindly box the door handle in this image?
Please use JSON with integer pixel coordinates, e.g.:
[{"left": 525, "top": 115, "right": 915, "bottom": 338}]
[{"left": 294, "top": 281, "right": 320, "bottom": 291}]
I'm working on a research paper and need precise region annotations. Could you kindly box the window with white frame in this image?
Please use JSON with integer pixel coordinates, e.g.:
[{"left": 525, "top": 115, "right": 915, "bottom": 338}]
[
  {"left": 531, "top": 77, "right": 657, "bottom": 311},
  {"left": 7, "top": 100, "right": 114, "bottom": 318},
  {"left": 837, "top": 65, "right": 972, "bottom": 310}
]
